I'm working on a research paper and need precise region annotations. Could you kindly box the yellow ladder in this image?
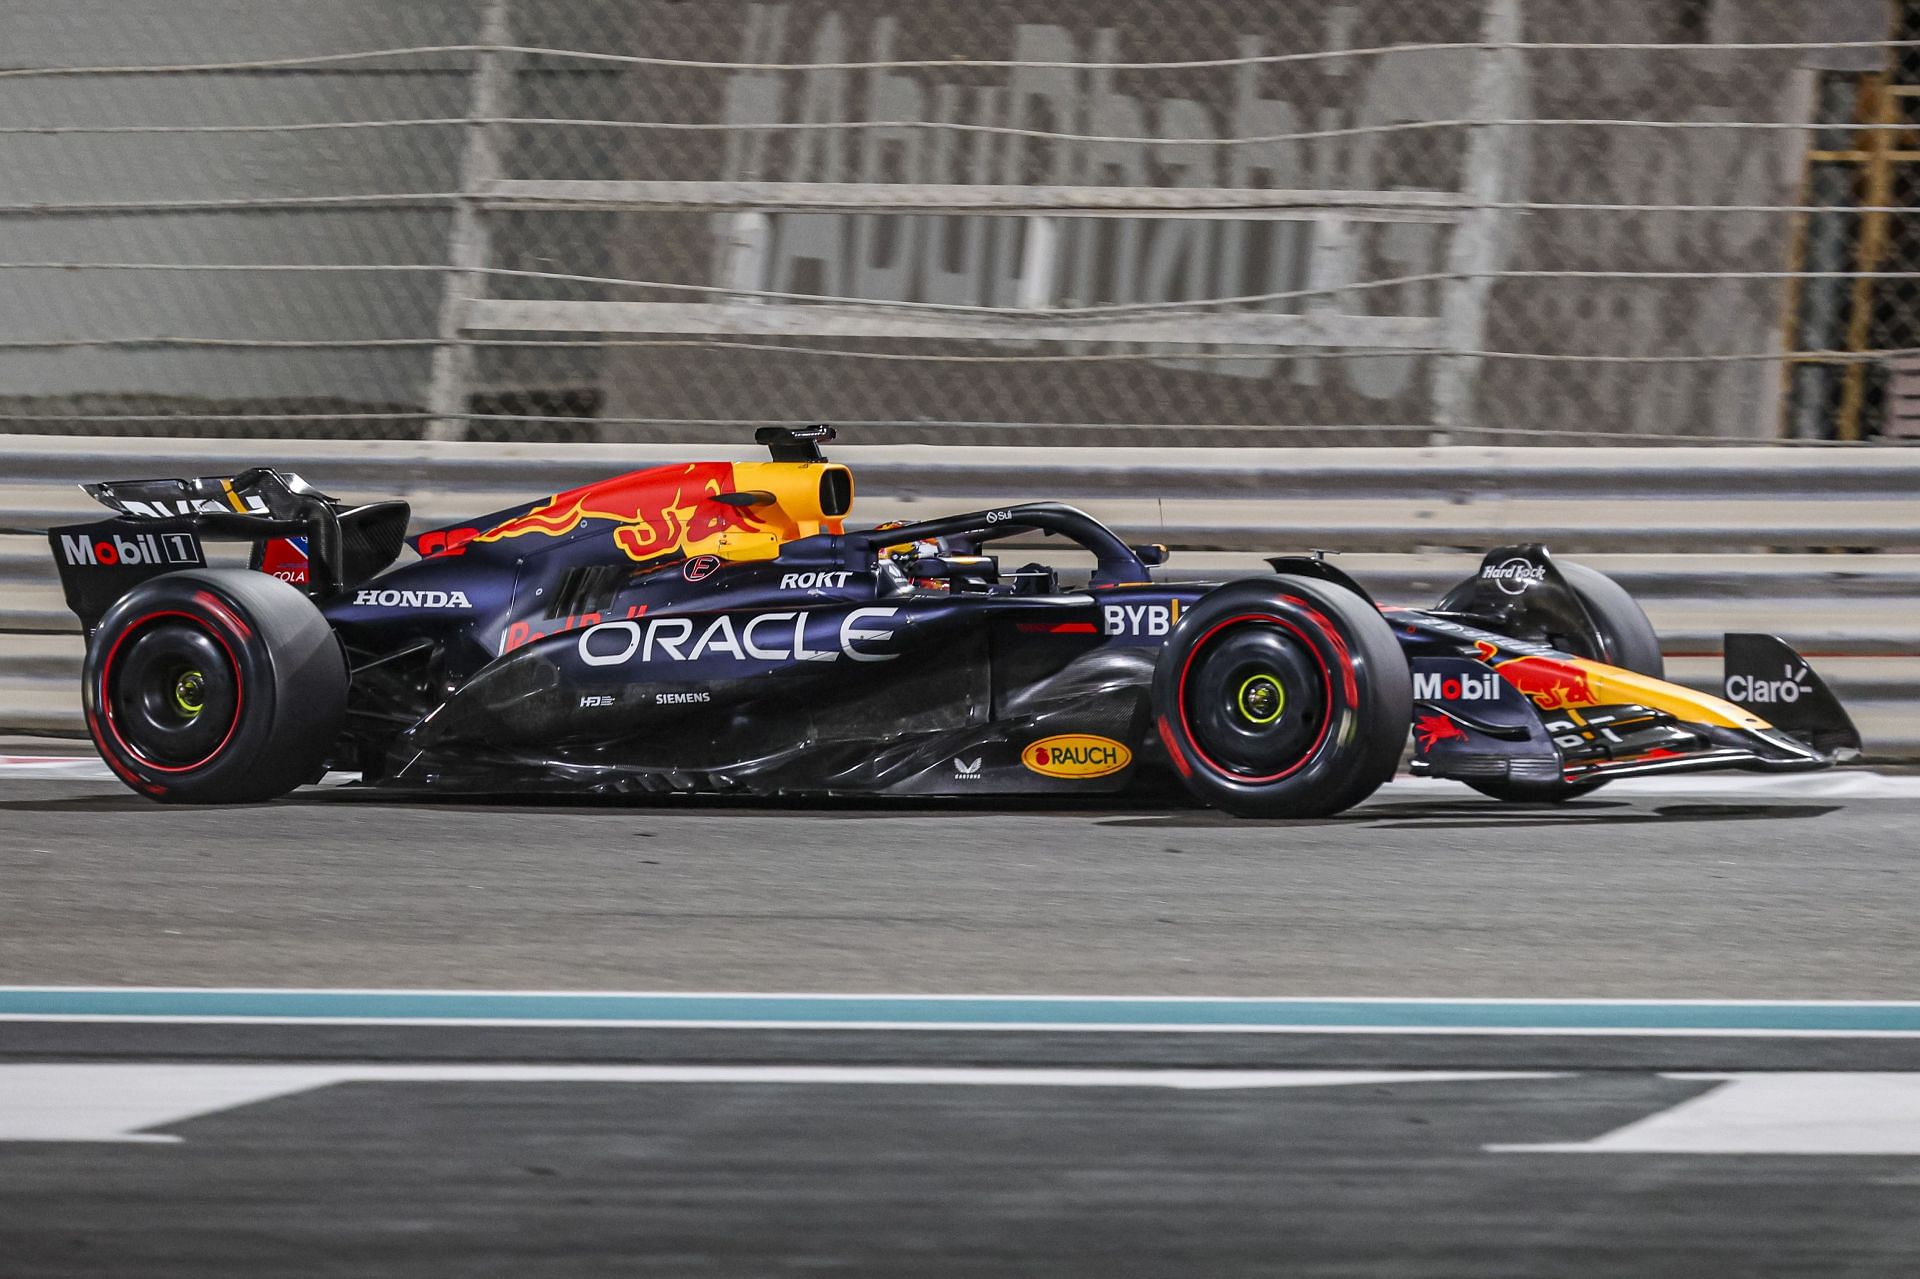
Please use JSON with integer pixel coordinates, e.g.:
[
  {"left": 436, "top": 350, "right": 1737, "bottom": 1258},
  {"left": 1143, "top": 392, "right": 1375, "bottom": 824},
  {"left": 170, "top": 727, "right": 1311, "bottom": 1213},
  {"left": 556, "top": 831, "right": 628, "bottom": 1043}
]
[{"left": 1780, "top": 0, "right": 1920, "bottom": 439}]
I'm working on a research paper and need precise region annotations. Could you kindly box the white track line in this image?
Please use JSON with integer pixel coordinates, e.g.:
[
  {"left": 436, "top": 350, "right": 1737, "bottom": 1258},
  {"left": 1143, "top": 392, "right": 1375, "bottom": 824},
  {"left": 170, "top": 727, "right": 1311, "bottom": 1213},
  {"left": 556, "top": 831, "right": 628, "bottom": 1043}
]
[{"left": 0, "top": 1064, "right": 1558, "bottom": 1143}]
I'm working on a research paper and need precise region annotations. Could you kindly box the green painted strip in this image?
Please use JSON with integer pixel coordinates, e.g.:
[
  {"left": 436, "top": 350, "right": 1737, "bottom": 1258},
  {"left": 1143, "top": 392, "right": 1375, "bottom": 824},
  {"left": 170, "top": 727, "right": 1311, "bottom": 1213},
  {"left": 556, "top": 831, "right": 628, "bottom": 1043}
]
[{"left": 4, "top": 989, "right": 1920, "bottom": 1033}]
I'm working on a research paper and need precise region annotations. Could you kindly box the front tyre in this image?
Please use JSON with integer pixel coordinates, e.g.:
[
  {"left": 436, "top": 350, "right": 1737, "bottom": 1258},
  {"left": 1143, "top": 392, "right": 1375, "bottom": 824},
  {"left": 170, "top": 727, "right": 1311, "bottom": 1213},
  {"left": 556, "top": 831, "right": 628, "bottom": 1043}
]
[
  {"left": 1466, "top": 561, "right": 1661, "bottom": 804},
  {"left": 84, "top": 569, "right": 348, "bottom": 803},
  {"left": 1153, "top": 576, "right": 1412, "bottom": 818}
]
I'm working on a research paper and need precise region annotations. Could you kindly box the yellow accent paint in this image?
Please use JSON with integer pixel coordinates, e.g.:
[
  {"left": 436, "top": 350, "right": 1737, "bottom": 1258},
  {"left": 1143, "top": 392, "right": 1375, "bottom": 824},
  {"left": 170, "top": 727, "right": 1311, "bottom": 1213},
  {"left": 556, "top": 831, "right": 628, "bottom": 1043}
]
[
  {"left": 1566, "top": 658, "right": 1773, "bottom": 731},
  {"left": 714, "top": 530, "right": 782, "bottom": 562},
  {"left": 220, "top": 478, "right": 249, "bottom": 513},
  {"left": 731, "top": 462, "right": 854, "bottom": 542},
  {"left": 1236, "top": 673, "right": 1286, "bottom": 725}
]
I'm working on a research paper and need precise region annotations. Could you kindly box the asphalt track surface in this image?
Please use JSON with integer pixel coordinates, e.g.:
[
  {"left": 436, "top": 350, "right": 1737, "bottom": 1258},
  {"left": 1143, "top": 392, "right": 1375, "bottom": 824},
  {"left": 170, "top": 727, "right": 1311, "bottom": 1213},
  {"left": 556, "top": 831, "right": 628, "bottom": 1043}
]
[
  {"left": 2, "top": 773, "right": 1918, "bottom": 996},
  {"left": 5, "top": 771, "right": 1920, "bottom": 1275}
]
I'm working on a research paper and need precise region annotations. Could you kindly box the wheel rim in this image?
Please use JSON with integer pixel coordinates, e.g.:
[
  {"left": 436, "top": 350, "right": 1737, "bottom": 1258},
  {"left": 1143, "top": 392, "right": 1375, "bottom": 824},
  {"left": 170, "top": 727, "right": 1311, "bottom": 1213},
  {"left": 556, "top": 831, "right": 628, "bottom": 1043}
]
[
  {"left": 1179, "top": 618, "right": 1331, "bottom": 782},
  {"left": 103, "top": 619, "right": 241, "bottom": 770}
]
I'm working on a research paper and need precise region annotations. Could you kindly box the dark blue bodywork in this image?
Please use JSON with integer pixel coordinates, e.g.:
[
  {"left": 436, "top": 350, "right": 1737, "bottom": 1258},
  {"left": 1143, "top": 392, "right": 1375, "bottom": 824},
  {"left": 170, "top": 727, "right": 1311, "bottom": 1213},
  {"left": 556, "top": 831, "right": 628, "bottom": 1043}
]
[{"left": 323, "top": 506, "right": 1219, "bottom": 796}]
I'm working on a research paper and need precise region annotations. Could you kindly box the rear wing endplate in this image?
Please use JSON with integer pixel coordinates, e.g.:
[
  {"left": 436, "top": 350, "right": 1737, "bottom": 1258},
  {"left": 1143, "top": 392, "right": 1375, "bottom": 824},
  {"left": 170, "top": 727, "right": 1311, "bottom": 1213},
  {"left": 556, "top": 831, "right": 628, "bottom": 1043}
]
[{"left": 48, "top": 468, "right": 408, "bottom": 631}]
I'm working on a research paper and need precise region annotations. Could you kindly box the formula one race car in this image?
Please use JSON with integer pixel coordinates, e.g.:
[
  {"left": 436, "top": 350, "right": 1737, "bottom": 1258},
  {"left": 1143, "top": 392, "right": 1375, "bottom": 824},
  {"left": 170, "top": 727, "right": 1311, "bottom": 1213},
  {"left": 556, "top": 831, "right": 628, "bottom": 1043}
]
[{"left": 49, "top": 426, "right": 1862, "bottom": 815}]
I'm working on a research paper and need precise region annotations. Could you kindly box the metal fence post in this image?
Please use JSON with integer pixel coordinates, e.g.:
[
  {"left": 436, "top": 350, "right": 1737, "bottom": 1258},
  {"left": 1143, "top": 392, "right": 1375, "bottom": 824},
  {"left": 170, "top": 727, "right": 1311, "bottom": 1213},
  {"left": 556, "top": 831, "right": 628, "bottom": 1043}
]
[
  {"left": 425, "top": 0, "right": 513, "bottom": 443},
  {"left": 1430, "top": 0, "right": 1521, "bottom": 446},
  {"left": 1017, "top": 217, "right": 1060, "bottom": 312}
]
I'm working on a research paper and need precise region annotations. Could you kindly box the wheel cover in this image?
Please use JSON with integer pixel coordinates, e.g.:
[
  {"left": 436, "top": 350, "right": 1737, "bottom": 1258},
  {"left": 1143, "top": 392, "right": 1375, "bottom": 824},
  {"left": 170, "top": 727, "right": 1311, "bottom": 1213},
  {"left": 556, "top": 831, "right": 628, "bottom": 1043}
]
[
  {"left": 1235, "top": 673, "right": 1286, "bottom": 725},
  {"left": 100, "top": 615, "right": 242, "bottom": 772},
  {"left": 1178, "top": 615, "right": 1334, "bottom": 783}
]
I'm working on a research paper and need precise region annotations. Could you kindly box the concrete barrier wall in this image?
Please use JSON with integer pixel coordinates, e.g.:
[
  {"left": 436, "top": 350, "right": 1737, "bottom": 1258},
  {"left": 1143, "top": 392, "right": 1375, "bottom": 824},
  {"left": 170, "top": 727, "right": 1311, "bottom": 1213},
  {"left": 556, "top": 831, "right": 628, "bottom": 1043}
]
[{"left": 4, "top": 436, "right": 1914, "bottom": 753}]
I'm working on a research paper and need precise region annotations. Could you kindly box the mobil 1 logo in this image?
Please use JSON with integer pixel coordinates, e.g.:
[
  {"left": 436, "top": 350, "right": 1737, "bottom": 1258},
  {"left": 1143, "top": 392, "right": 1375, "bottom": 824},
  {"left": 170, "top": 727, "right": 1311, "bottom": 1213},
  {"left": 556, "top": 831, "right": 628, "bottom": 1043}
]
[
  {"left": 56, "top": 528, "right": 202, "bottom": 570},
  {"left": 49, "top": 521, "right": 211, "bottom": 629}
]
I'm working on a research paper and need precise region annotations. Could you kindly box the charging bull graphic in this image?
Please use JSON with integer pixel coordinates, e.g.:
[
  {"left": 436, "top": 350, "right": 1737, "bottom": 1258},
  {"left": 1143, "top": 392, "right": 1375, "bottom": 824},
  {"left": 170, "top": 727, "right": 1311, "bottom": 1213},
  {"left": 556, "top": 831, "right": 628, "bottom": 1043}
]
[
  {"left": 1493, "top": 655, "right": 1602, "bottom": 711},
  {"left": 475, "top": 462, "right": 766, "bottom": 564}
]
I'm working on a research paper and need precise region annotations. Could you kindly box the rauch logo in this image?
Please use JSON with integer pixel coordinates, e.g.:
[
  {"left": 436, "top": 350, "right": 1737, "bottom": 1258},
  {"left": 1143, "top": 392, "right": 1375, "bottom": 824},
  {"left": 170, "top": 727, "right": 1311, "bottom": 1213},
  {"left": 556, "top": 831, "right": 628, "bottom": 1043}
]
[{"left": 1020, "top": 734, "right": 1132, "bottom": 780}]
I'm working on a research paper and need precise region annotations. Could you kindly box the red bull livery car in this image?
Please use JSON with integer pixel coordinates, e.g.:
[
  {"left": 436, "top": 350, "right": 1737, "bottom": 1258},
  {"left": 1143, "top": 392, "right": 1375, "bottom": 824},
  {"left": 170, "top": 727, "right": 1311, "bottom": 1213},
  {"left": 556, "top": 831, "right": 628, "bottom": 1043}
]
[{"left": 48, "top": 426, "right": 1861, "bottom": 816}]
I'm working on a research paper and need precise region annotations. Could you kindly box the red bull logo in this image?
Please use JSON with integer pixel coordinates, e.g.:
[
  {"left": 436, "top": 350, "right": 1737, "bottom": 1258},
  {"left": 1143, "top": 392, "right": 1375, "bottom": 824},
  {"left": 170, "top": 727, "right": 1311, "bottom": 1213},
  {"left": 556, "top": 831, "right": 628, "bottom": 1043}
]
[
  {"left": 474, "top": 462, "right": 766, "bottom": 564},
  {"left": 1414, "top": 713, "right": 1469, "bottom": 752},
  {"left": 1495, "top": 656, "right": 1601, "bottom": 710}
]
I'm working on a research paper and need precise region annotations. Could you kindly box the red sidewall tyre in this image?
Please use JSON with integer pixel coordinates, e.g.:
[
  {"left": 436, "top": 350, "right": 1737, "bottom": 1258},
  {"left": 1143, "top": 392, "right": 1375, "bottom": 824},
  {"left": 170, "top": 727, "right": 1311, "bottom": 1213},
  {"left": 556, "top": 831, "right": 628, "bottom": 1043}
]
[
  {"left": 1152, "top": 576, "right": 1411, "bottom": 819},
  {"left": 84, "top": 569, "right": 347, "bottom": 804}
]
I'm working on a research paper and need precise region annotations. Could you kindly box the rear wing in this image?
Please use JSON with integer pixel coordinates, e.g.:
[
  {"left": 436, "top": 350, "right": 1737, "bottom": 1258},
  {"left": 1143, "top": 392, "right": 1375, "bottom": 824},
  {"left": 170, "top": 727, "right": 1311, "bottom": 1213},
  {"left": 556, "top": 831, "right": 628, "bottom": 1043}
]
[{"left": 48, "top": 467, "right": 409, "bottom": 630}]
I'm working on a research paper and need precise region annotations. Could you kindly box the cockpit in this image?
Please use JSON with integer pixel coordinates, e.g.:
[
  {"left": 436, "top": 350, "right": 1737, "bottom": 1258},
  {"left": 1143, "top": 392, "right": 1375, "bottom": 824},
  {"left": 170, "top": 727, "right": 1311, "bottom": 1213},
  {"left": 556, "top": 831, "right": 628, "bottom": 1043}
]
[
  {"left": 875, "top": 536, "right": 1061, "bottom": 597},
  {"left": 860, "top": 502, "right": 1169, "bottom": 598},
  {"left": 748, "top": 425, "right": 1168, "bottom": 596}
]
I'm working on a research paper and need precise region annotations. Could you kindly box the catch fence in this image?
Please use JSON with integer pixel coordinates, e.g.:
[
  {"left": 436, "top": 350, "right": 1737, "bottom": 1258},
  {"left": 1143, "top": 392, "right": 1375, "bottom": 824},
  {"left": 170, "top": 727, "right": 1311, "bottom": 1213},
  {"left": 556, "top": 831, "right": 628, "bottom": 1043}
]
[{"left": 0, "top": 0, "right": 1917, "bottom": 445}]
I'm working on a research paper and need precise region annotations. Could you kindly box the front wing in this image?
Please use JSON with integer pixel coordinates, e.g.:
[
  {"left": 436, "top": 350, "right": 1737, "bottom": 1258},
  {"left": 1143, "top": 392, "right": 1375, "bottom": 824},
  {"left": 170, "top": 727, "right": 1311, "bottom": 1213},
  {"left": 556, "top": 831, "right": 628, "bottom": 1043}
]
[{"left": 1391, "top": 609, "right": 1858, "bottom": 788}]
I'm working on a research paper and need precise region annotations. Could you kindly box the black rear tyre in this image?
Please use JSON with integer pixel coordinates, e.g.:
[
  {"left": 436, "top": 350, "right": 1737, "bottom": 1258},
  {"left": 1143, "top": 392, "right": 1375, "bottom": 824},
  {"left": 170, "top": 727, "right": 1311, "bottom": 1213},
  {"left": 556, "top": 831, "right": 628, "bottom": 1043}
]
[
  {"left": 1467, "top": 560, "right": 1662, "bottom": 804},
  {"left": 84, "top": 569, "right": 348, "bottom": 803},
  {"left": 1152, "top": 576, "right": 1411, "bottom": 818}
]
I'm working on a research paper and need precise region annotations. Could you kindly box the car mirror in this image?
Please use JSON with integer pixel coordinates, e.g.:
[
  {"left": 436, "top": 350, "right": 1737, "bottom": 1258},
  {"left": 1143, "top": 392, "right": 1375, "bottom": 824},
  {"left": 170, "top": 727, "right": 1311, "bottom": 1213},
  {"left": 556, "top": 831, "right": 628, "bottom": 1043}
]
[{"left": 1132, "top": 543, "right": 1170, "bottom": 567}]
